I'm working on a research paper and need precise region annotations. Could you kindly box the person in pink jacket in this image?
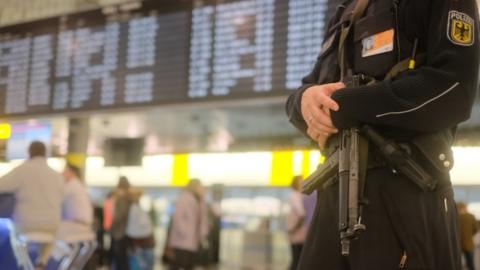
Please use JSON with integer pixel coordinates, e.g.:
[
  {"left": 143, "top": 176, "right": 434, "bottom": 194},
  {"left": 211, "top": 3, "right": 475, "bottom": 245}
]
[
  {"left": 168, "top": 179, "right": 209, "bottom": 270},
  {"left": 286, "top": 176, "right": 308, "bottom": 270}
]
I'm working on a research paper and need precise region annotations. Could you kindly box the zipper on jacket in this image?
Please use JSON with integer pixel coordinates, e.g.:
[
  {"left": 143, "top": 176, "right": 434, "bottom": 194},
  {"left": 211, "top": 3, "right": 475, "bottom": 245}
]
[{"left": 399, "top": 251, "right": 407, "bottom": 268}]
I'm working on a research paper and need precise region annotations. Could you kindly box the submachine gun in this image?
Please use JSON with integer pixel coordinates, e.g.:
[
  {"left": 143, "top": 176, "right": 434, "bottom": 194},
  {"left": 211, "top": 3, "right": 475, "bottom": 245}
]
[{"left": 302, "top": 75, "right": 367, "bottom": 256}]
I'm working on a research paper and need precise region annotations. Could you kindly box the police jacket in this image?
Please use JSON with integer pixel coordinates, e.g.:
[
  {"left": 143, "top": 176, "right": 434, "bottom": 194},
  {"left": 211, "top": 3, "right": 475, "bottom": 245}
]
[{"left": 286, "top": 0, "right": 480, "bottom": 150}]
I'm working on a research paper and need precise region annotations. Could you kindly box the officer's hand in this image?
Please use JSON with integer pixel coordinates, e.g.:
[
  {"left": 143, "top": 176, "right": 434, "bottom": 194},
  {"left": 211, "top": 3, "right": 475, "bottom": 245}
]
[
  {"left": 306, "top": 105, "right": 335, "bottom": 149},
  {"left": 307, "top": 126, "right": 329, "bottom": 149},
  {"left": 301, "top": 82, "right": 345, "bottom": 147}
]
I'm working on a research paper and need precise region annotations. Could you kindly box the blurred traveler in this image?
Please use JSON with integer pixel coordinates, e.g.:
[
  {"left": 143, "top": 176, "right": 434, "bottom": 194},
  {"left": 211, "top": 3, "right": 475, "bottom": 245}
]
[
  {"left": 110, "top": 176, "right": 132, "bottom": 270},
  {"left": 54, "top": 163, "right": 97, "bottom": 269},
  {"left": 0, "top": 141, "right": 63, "bottom": 267},
  {"left": 104, "top": 191, "right": 115, "bottom": 232},
  {"left": 206, "top": 203, "right": 221, "bottom": 266},
  {"left": 458, "top": 202, "right": 478, "bottom": 270},
  {"left": 208, "top": 183, "right": 223, "bottom": 265},
  {"left": 473, "top": 229, "right": 480, "bottom": 270},
  {"left": 86, "top": 205, "right": 105, "bottom": 269},
  {"left": 286, "top": 176, "right": 307, "bottom": 270},
  {"left": 126, "top": 189, "right": 155, "bottom": 270},
  {"left": 168, "top": 179, "right": 209, "bottom": 270},
  {"left": 57, "top": 163, "right": 94, "bottom": 238},
  {"left": 103, "top": 191, "right": 116, "bottom": 266}
]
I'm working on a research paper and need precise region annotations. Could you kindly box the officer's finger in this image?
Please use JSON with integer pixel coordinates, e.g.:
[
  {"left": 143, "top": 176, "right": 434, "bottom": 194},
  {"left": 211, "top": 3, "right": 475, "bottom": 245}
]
[
  {"left": 317, "top": 136, "right": 328, "bottom": 150},
  {"left": 308, "top": 126, "right": 330, "bottom": 150},
  {"left": 306, "top": 127, "right": 319, "bottom": 142},
  {"left": 313, "top": 130, "right": 329, "bottom": 150},
  {"left": 301, "top": 106, "right": 313, "bottom": 124},
  {"left": 302, "top": 98, "right": 322, "bottom": 125},
  {"left": 322, "top": 82, "right": 346, "bottom": 96},
  {"left": 322, "top": 104, "right": 331, "bottom": 117},
  {"left": 302, "top": 85, "right": 337, "bottom": 117},
  {"left": 301, "top": 91, "right": 316, "bottom": 121},
  {"left": 308, "top": 117, "right": 338, "bottom": 134},
  {"left": 313, "top": 91, "right": 339, "bottom": 112},
  {"left": 310, "top": 106, "right": 335, "bottom": 128}
]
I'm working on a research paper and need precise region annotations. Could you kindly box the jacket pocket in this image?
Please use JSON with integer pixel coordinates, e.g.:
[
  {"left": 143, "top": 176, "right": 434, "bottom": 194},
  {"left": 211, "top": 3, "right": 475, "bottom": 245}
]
[{"left": 353, "top": 9, "right": 397, "bottom": 78}]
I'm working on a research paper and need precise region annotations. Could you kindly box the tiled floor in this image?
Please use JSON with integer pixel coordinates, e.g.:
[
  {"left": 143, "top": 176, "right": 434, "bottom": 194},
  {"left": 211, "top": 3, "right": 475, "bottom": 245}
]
[{"left": 149, "top": 229, "right": 290, "bottom": 270}]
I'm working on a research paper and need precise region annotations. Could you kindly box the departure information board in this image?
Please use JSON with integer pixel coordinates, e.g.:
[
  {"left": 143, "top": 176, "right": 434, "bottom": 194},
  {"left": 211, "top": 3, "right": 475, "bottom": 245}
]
[{"left": 0, "top": 0, "right": 333, "bottom": 116}]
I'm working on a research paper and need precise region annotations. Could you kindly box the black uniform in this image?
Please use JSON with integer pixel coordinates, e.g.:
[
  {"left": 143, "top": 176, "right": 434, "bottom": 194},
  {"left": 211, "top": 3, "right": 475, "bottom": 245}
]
[{"left": 286, "top": 0, "right": 480, "bottom": 269}]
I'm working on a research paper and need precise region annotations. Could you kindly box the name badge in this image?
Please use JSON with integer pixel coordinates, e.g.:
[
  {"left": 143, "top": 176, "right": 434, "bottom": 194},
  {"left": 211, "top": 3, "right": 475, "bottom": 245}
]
[{"left": 361, "top": 29, "right": 394, "bottom": 58}]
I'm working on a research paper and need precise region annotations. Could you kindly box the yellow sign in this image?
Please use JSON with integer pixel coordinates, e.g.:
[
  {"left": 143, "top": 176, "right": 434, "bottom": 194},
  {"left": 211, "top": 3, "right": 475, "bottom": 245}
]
[
  {"left": 448, "top": 11, "right": 474, "bottom": 46},
  {"left": 66, "top": 153, "right": 86, "bottom": 168},
  {"left": 172, "top": 154, "right": 189, "bottom": 186},
  {"left": 270, "top": 151, "right": 294, "bottom": 186},
  {"left": 0, "top": 123, "right": 11, "bottom": 139}
]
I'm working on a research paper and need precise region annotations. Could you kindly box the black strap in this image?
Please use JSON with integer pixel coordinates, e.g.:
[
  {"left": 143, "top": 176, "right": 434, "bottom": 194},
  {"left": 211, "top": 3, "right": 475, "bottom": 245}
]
[
  {"left": 338, "top": 0, "right": 370, "bottom": 80},
  {"left": 384, "top": 53, "right": 427, "bottom": 81}
]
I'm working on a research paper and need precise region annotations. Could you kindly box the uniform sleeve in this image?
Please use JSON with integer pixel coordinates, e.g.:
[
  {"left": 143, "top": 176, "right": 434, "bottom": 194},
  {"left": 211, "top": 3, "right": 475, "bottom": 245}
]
[{"left": 330, "top": 0, "right": 480, "bottom": 133}]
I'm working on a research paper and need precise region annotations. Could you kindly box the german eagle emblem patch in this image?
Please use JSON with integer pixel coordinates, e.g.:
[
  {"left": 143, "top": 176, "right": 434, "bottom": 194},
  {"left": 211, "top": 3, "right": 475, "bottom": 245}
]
[{"left": 447, "top": 10, "right": 474, "bottom": 46}]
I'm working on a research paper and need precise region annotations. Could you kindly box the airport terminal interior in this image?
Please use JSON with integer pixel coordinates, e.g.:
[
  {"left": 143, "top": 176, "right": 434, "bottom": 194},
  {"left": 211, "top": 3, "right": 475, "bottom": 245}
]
[{"left": 0, "top": 0, "right": 480, "bottom": 269}]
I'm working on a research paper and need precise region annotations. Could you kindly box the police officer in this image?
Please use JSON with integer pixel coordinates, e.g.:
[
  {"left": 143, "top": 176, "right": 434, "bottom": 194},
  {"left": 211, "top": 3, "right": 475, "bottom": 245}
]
[{"left": 286, "top": 0, "right": 480, "bottom": 269}]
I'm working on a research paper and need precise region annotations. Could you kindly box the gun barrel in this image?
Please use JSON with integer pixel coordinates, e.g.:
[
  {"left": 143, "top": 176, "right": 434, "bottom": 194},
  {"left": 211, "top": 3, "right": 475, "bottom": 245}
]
[
  {"left": 341, "top": 238, "right": 350, "bottom": 256},
  {"left": 348, "top": 128, "right": 360, "bottom": 230},
  {"left": 338, "top": 129, "right": 350, "bottom": 236}
]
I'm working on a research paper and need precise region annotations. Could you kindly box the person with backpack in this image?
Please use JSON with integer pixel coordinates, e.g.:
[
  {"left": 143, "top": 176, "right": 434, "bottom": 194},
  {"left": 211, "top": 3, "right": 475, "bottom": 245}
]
[
  {"left": 110, "top": 176, "right": 133, "bottom": 270},
  {"left": 125, "top": 189, "right": 155, "bottom": 270}
]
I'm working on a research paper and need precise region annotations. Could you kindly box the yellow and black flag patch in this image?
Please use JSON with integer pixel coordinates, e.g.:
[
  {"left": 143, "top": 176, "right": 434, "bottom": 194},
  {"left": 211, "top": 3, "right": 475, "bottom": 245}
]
[{"left": 447, "top": 10, "right": 475, "bottom": 46}]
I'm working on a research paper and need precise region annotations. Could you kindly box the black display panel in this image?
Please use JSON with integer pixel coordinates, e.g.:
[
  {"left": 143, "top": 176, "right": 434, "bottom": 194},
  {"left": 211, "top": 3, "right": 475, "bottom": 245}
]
[
  {"left": 103, "top": 137, "right": 144, "bottom": 166},
  {"left": 0, "top": 0, "right": 334, "bottom": 117}
]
